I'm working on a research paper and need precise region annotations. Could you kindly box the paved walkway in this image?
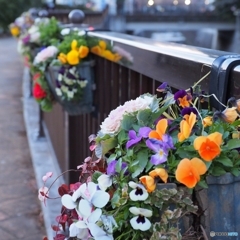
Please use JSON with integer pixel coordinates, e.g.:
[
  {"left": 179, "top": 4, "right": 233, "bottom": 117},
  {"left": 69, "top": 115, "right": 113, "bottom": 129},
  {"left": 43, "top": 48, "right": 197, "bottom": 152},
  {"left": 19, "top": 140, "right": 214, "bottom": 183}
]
[{"left": 0, "top": 37, "right": 46, "bottom": 239}]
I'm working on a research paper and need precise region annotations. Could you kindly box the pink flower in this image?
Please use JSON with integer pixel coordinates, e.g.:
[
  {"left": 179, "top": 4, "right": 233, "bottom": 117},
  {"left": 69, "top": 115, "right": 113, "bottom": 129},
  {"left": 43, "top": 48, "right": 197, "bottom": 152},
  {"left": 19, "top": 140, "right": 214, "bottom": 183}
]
[
  {"left": 34, "top": 46, "right": 58, "bottom": 64},
  {"left": 113, "top": 45, "right": 134, "bottom": 62},
  {"left": 42, "top": 172, "right": 53, "bottom": 182},
  {"left": 38, "top": 186, "right": 49, "bottom": 204}
]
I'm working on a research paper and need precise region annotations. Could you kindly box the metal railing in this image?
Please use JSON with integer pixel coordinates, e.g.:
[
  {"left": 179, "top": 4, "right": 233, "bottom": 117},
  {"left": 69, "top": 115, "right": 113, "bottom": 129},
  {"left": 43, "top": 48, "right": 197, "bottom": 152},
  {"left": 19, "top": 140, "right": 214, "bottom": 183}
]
[{"left": 42, "top": 31, "right": 240, "bottom": 183}]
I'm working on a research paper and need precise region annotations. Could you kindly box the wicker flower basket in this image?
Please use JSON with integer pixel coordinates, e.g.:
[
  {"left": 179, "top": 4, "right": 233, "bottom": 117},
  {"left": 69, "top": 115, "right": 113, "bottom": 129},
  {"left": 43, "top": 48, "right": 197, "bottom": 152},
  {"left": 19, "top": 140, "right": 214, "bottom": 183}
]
[{"left": 45, "top": 60, "right": 95, "bottom": 115}]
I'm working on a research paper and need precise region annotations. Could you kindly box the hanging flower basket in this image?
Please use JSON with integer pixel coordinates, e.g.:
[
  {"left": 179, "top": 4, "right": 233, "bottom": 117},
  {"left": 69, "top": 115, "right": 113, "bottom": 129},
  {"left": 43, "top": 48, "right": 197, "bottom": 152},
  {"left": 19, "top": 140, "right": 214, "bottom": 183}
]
[{"left": 45, "top": 60, "right": 95, "bottom": 115}]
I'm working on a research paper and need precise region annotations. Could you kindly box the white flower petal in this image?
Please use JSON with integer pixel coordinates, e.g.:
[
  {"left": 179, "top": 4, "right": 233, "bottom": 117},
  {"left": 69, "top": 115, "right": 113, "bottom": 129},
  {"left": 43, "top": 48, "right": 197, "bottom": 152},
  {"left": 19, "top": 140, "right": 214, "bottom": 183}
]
[
  {"left": 61, "top": 194, "right": 76, "bottom": 209},
  {"left": 128, "top": 181, "right": 138, "bottom": 189},
  {"left": 92, "top": 190, "right": 110, "bottom": 208},
  {"left": 88, "top": 208, "right": 102, "bottom": 223},
  {"left": 130, "top": 216, "right": 151, "bottom": 231},
  {"left": 129, "top": 190, "right": 140, "bottom": 201},
  {"left": 78, "top": 199, "right": 92, "bottom": 217},
  {"left": 77, "top": 228, "right": 89, "bottom": 239},
  {"left": 72, "top": 186, "right": 82, "bottom": 202},
  {"left": 129, "top": 207, "right": 140, "bottom": 215},
  {"left": 88, "top": 223, "right": 106, "bottom": 237},
  {"left": 69, "top": 223, "right": 79, "bottom": 237},
  {"left": 75, "top": 220, "right": 87, "bottom": 229},
  {"left": 139, "top": 208, "right": 152, "bottom": 217},
  {"left": 98, "top": 174, "right": 112, "bottom": 191}
]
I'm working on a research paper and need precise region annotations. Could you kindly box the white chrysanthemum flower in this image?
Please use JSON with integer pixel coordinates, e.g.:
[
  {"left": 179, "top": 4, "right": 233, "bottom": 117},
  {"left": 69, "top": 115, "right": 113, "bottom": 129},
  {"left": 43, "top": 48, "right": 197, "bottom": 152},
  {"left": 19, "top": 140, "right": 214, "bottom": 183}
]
[{"left": 129, "top": 207, "right": 152, "bottom": 231}]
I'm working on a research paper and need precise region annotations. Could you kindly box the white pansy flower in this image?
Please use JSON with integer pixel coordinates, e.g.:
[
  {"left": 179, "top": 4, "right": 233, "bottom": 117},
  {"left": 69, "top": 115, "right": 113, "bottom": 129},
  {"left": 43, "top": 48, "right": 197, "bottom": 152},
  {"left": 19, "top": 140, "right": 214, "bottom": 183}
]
[
  {"left": 61, "top": 85, "right": 68, "bottom": 93},
  {"left": 79, "top": 80, "right": 88, "bottom": 88},
  {"left": 64, "top": 78, "right": 74, "bottom": 85},
  {"left": 128, "top": 181, "right": 148, "bottom": 201},
  {"left": 67, "top": 91, "right": 74, "bottom": 99},
  {"left": 55, "top": 88, "right": 62, "bottom": 96},
  {"left": 129, "top": 207, "right": 152, "bottom": 231},
  {"left": 77, "top": 182, "right": 110, "bottom": 208},
  {"left": 69, "top": 222, "right": 89, "bottom": 239},
  {"left": 78, "top": 30, "right": 86, "bottom": 36},
  {"left": 61, "top": 28, "right": 71, "bottom": 35},
  {"left": 58, "top": 74, "right": 63, "bottom": 82},
  {"left": 97, "top": 174, "right": 113, "bottom": 191}
]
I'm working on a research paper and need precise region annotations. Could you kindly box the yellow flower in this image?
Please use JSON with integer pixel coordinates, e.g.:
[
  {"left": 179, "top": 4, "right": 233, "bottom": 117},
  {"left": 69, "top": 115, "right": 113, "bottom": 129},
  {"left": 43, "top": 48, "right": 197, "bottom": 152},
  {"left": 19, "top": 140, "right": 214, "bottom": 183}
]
[
  {"left": 102, "top": 50, "right": 115, "bottom": 61},
  {"left": 79, "top": 45, "right": 89, "bottom": 58},
  {"left": 71, "top": 40, "right": 78, "bottom": 50},
  {"left": 91, "top": 46, "right": 102, "bottom": 56},
  {"left": 58, "top": 53, "right": 67, "bottom": 64},
  {"left": 113, "top": 54, "right": 122, "bottom": 62},
  {"left": 99, "top": 40, "right": 107, "bottom": 50},
  {"left": 67, "top": 50, "right": 79, "bottom": 65},
  {"left": 10, "top": 26, "right": 20, "bottom": 37},
  {"left": 202, "top": 116, "right": 213, "bottom": 128}
]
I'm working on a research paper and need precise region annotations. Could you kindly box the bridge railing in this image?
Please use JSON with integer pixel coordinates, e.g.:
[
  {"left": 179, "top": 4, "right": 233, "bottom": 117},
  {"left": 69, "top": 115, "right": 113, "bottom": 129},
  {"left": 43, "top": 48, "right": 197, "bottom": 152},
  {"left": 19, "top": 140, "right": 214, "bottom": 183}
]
[{"left": 42, "top": 31, "right": 240, "bottom": 183}]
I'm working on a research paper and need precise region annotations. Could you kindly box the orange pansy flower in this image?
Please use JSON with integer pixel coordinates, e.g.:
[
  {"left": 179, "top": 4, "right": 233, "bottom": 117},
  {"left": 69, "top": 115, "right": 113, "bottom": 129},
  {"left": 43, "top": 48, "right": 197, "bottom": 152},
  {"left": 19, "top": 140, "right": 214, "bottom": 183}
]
[
  {"left": 79, "top": 45, "right": 89, "bottom": 58},
  {"left": 91, "top": 46, "right": 102, "bottom": 55},
  {"left": 58, "top": 53, "right": 67, "bottom": 64},
  {"left": 139, "top": 176, "right": 156, "bottom": 193},
  {"left": 178, "top": 112, "right": 196, "bottom": 142},
  {"left": 175, "top": 158, "right": 207, "bottom": 188},
  {"left": 194, "top": 132, "right": 222, "bottom": 161},
  {"left": 149, "top": 168, "right": 168, "bottom": 183},
  {"left": 178, "top": 95, "right": 190, "bottom": 108},
  {"left": 149, "top": 118, "right": 168, "bottom": 141},
  {"left": 202, "top": 116, "right": 213, "bottom": 128},
  {"left": 222, "top": 107, "right": 238, "bottom": 123}
]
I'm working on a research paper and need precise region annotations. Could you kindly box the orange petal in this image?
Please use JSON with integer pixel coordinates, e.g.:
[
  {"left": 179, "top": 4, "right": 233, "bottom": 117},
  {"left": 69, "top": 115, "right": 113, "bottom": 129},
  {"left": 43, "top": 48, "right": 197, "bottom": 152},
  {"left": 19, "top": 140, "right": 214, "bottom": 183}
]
[
  {"left": 189, "top": 112, "right": 197, "bottom": 130},
  {"left": 149, "top": 130, "right": 161, "bottom": 140},
  {"left": 208, "top": 132, "right": 222, "bottom": 146},
  {"left": 222, "top": 107, "right": 238, "bottom": 123},
  {"left": 190, "top": 158, "right": 207, "bottom": 175},
  {"left": 198, "top": 139, "right": 221, "bottom": 161},
  {"left": 175, "top": 158, "right": 199, "bottom": 188},
  {"left": 79, "top": 46, "right": 89, "bottom": 58},
  {"left": 149, "top": 168, "right": 168, "bottom": 183},
  {"left": 139, "top": 176, "right": 156, "bottom": 193},
  {"left": 193, "top": 136, "right": 207, "bottom": 150},
  {"left": 156, "top": 118, "right": 168, "bottom": 136}
]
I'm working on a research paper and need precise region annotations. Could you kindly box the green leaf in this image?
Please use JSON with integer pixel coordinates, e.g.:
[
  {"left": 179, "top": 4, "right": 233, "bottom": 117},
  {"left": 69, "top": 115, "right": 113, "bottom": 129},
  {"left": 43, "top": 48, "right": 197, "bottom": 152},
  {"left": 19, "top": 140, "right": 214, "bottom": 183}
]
[
  {"left": 121, "top": 114, "right": 136, "bottom": 131},
  {"left": 215, "top": 155, "right": 233, "bottom": 167},
  {"left": 197, "top": 180, "right": 208, "bottom": 188},
  {"left": 111, "top": 191, "right": 120, "bottom": 209},
  {"left": 231, "top": 169, "right": 240, "bottom": 177},
  {"left": 115, "top": 158, "right": 122, "bottom": 173},
  {"left": 101, "top": 137, "right": 118, "bottom": 155},
  {"left": 224, "top": 139, "right": 240, "bottom": 150},
  {"left": 211, "top": 167, "right": 226, "bottom": 176},
  {"left": 118, "top": 130, "right": 128, "bottom": 144},
  {"left": 137, "top": 109, "right": 152, "bottom": 126},
  {"left": 92, "top": 171, "right": 103, "bottom": 183},
  {"left": 131, "top": 149, "right": 149, "bottom": 178}
]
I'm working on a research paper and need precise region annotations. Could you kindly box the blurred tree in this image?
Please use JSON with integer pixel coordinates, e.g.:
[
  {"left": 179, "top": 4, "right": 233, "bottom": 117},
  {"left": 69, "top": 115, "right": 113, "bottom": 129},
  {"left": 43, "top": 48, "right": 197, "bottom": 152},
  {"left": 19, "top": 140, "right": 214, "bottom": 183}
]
[
  {"left": 214, "top": 0, "right": 240, "bottom": 21},
  {"left": 0, "top": 0, "right": 42, "bottom": 31}
]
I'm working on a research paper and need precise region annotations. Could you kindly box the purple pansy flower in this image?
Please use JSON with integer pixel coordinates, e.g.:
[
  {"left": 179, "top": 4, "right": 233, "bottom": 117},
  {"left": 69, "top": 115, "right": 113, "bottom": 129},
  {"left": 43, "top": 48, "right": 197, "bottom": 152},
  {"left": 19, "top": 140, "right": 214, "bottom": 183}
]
[
  {"left": 146, "top": 139, "right": 168, "bottom": 165},
  {"left": 22, "top": 35, "right": 30, "bottom": 45},
  {"left": 162, "top": 134, "right": 174, "bottom": 150},
  {"left": 181, "top": 107, "right": 198, "bottom": 117},
  {"left": 174, "top": 90, "right": 189, "bottom": 101},
  {"left": 126, "top": 127, "right": 151, "bottom": 149},
  {"left": 107, "top": 160, "right": 128, "bottom": 176},
  {"left": 157, "top": 82, "right": 169, "bottom": 92}
]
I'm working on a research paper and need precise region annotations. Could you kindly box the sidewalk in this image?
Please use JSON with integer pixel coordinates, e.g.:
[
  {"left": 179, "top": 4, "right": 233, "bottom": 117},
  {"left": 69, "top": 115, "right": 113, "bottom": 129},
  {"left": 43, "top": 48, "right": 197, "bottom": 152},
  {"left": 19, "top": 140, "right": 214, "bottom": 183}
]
[{"left": 0, "top": 37, "right": 46, "bottom": 239}]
